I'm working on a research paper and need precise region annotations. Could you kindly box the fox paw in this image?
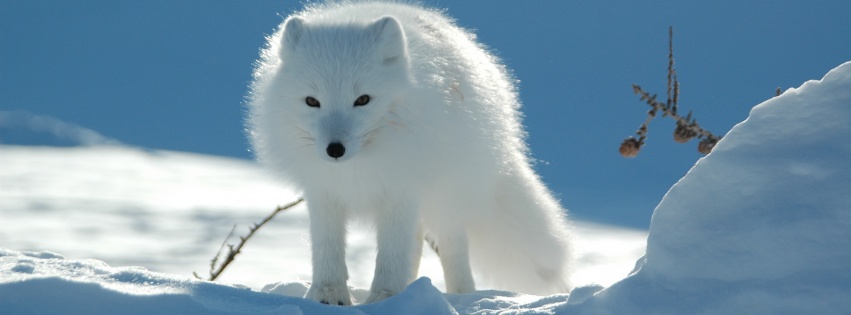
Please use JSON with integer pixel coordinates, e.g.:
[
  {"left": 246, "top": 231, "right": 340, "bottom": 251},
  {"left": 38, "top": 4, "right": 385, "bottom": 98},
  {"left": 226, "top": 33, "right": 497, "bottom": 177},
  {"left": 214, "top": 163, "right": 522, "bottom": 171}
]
[
  {"left": 365, "top": 289, "right": 397, "bottom": 304},
  {"left": 305, "top": 283, "right": 352, "bottom": 306}
]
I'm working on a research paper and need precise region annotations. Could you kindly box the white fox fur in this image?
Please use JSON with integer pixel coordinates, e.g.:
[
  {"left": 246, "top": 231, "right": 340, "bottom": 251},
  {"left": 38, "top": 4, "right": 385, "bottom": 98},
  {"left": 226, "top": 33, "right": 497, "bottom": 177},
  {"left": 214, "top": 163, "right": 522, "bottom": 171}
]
[{"left": 247, "top": 1, "right": 573, "bottom": 305}]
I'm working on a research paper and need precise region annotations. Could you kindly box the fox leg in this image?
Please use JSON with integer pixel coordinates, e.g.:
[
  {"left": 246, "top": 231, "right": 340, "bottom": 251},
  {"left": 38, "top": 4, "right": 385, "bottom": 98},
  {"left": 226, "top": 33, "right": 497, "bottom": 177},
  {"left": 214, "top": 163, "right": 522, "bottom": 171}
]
[
  {"left": 436, "top": 229, "right": 475, "bottom": 293},
  {"left": 304, "top": 197, "right": 352, "bottom": 305},
  {"left": 411, "top": 224, "right": 424, "bottom": 282},
  {"left": 366, "top": 202, "right": 420, "bottom": 303}
]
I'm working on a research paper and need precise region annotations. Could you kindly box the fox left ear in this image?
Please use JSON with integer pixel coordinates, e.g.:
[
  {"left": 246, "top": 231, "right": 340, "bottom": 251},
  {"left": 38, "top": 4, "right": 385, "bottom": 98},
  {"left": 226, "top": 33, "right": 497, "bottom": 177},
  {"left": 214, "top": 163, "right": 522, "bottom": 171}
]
[
  {"left": 280, "top": 17, "right": 306, "bottom": 58},
  {"left": 370, "top": 16, "right": 409, "bottom": 66}
]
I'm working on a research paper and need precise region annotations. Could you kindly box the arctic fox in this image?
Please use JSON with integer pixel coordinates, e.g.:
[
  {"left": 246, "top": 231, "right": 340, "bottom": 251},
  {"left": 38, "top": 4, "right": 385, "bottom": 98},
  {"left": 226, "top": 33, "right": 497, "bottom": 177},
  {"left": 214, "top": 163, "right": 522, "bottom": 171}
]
[{"left": 247, "top": 1, "right": 573, "bottom": 305}]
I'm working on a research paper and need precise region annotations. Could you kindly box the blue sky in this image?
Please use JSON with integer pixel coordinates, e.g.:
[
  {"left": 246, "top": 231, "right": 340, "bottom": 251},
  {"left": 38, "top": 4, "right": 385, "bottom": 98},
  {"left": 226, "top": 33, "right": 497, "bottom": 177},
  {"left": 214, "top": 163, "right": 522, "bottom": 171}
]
[{"left": 2, "top": 1, "right": 849, "bottom": 228}]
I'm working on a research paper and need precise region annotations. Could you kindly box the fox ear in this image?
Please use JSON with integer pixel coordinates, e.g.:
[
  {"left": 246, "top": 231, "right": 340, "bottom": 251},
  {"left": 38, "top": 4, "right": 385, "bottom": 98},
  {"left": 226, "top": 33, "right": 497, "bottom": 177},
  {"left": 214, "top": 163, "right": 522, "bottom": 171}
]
[
  {"left": 370, "top": 16, "right": 409, "bottom": 65},
  {"left": 280, "top": 17, "right": 306, "bottom": 56}
]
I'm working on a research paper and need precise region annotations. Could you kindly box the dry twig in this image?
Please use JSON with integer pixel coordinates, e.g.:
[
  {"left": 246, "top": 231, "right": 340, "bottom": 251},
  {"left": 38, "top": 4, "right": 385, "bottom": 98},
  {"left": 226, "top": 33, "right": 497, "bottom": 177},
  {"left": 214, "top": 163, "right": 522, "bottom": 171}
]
[
  {"left": 620, "top": 26, "right": 722, "bottom": 157},
  {"left": 194, "top": 198, "right": 305, "bottom": 281}
]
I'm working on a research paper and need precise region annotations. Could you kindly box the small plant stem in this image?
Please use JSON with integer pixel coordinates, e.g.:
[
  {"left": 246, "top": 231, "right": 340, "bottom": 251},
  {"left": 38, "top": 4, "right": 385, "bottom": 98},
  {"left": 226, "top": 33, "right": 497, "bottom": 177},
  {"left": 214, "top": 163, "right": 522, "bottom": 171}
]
[{"left": 194, "top": 198, "right": 305, "bottom": 281}]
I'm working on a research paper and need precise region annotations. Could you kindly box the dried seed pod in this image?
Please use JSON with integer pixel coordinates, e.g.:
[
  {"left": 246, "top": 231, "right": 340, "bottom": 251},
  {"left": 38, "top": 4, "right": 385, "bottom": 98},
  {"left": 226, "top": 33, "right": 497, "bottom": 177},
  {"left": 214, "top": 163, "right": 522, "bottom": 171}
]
[
  {"left": 620, "top": 137, "right": 642, "bottom": 158},
  {"left": 698, "top": 137, "right": 719, "bottom": 155},
  {"left": 673, "top": 121, "right": 698, "bottom": 143}
]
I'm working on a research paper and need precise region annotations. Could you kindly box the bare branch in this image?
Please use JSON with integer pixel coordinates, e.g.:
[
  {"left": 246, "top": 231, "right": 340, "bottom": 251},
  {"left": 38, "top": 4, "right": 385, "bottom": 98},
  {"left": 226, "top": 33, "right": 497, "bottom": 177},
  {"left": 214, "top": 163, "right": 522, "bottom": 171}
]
[
  {"left": 620, "top": 26, "right": 723, "bottom": 157},
  {"left": 194, "top": 198, "right": 305, "bottom": 281},
  {"left": 631, "top": 86, "right": 719, "bottom": 140},
  {"left": 667, "top": 26, "right": 678, "bottom": 116}
]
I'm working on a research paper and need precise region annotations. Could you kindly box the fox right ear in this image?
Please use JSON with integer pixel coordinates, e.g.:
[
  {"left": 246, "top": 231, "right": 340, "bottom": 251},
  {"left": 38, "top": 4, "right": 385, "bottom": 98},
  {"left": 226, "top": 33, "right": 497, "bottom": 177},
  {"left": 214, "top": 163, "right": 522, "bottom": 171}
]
[
  {"left": 370, "top": 16, "right": 408, "bottom": 66},
  {"left": 281, "top": 17, "right": 306, "bottom": 55}
]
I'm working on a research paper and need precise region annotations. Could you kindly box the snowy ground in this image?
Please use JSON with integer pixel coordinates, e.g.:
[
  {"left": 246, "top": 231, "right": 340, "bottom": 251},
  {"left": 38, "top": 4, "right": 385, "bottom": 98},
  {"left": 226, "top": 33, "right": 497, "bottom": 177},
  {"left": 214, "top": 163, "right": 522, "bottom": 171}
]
[
  {"left": 2, "top": 61, "right": 851, "bottom": 314},
  {"left": 0, "top": 141, "right": 645, "bottom": 313},
  {"left": 0, "top": 144, "right": 646, "bottom": 292}
]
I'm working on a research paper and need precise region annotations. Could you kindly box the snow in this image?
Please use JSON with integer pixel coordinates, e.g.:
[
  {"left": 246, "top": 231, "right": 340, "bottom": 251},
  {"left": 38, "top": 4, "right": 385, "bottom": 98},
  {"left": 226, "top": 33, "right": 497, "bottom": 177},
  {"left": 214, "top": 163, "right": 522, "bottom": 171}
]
[
  {"left": 573, "top": 60, "right": 851, "bottom": 314},
  {"left": 2, "top": 61, "right": 851, "bottom": 313},
  {"left": 0, "top": 140, "right": 642, "bottom": 312},
  {"left": 0, "top": 144, "right": 644, "bottom": 290}
]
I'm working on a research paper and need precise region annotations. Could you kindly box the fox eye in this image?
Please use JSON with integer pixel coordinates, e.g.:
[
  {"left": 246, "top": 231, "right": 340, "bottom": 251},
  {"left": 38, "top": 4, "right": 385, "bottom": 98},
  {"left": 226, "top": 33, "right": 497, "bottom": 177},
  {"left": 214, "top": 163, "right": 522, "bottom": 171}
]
[
  {"left": 353, "top": 95, "right": 370, "bottom": 107},
  {"left": 305, "top": 96, "right": 320, "bottom": 108}
]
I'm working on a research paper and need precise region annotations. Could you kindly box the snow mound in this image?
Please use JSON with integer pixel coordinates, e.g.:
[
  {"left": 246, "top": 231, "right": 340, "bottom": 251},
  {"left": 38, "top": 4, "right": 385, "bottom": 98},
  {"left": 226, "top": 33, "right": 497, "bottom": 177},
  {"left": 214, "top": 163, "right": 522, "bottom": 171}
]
[
  {"left": 573, "top": 61, "right": 851, "bottom": 314},
  {"left": 646, "top": 62, "right": 851, "bottom": 282}
]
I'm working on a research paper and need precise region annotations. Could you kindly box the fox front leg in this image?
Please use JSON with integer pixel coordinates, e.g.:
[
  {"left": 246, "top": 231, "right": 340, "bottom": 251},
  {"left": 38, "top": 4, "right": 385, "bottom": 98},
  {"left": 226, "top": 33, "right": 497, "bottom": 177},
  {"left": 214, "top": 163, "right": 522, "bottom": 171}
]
[
  {"left": 304, "top": 198, "right": 352, "bottom": 305},
  {"left": 366, "top": 201, "right": 420, "bottom": 303}
]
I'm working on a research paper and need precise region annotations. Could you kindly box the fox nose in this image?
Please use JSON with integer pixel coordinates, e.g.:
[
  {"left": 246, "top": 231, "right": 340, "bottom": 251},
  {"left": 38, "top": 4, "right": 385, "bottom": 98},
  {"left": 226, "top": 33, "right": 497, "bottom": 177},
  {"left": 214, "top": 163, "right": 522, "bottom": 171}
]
[{"left": 326, "top": 142, "right": 346, "bottom": 159}]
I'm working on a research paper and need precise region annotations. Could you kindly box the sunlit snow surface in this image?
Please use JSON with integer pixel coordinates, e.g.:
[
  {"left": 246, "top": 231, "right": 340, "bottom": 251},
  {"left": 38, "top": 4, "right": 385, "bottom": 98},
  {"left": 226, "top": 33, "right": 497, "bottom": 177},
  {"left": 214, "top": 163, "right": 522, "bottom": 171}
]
[
  {"left": 2, "top": 61, "right": 851, "bottom": 314},
  {"left": 0, "top": 144, "right": 643, "bottom": 314},
  {"left": 0, "top": 144, "right": 644, "bottom": 289}
]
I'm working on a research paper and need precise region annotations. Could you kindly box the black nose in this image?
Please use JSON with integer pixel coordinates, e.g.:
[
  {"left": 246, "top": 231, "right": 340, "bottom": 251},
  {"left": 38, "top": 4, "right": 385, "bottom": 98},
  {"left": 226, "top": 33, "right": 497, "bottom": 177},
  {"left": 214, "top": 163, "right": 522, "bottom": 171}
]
[{"left": 326, "top": 142, "right": 346, "bottom": 159}]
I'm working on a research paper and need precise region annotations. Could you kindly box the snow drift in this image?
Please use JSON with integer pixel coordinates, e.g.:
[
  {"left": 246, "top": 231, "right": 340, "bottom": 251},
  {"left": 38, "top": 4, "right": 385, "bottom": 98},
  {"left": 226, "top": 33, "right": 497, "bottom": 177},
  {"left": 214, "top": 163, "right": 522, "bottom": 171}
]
[
  {"left": 574, "top": 61, "right": 851, "bottom": 314},
  {"left": 2, "top": 61, "right": 851, "bottom": 314}
]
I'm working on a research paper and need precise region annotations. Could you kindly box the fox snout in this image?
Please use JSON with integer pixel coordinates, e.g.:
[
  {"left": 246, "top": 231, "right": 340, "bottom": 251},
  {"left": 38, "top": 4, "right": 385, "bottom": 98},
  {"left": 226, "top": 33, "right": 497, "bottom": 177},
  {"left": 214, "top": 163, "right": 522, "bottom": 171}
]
[
  {"left": 316, "top": 112, "right": 360, "bottom": 162},
  {"left": 326, "top": 142, "right": 346, "bottom": 159}
]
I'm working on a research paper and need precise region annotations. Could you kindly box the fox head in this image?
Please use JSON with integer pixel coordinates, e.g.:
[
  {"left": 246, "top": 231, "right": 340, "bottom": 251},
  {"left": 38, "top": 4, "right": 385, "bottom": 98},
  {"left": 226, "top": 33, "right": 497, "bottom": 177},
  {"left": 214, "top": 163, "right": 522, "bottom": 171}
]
[{"left": 274, "top": 15, "right": 413, "bottom": 162}]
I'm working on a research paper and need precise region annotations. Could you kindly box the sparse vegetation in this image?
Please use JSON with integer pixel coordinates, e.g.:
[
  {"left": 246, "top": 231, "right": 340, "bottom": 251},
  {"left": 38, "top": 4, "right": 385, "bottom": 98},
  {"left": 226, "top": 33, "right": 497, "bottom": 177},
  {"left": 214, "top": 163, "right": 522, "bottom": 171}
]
[
  {"left": 620, "top": 27, "right": 723, "bottom": 158},
  {"left": 194, "top": 198, "right": 304, "bottom": 281}
]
